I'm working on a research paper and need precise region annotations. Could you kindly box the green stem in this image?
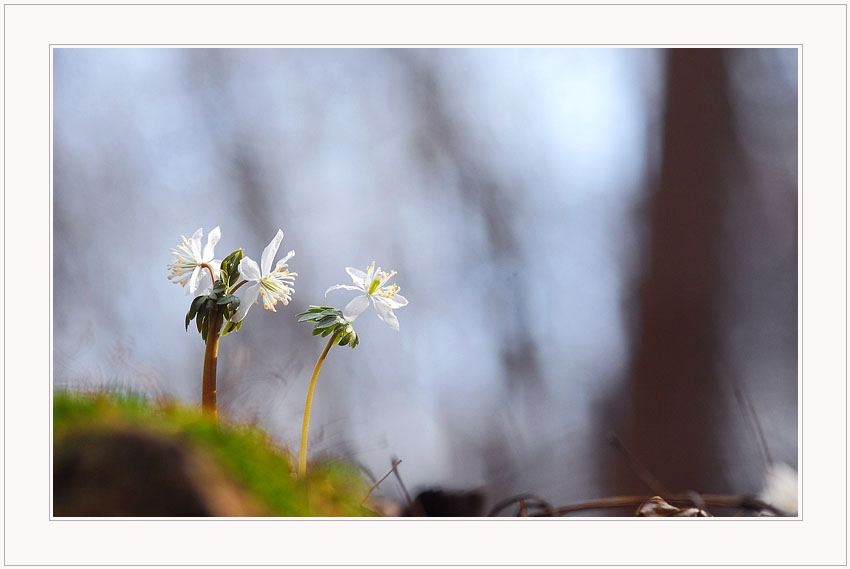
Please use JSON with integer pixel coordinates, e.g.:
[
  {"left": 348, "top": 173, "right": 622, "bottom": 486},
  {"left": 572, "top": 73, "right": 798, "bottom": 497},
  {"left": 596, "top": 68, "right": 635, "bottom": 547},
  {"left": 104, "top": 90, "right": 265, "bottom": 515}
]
[
  {"left": 298, "top": 333, "right": 338, "bottom": 478},
  {"left": 202, "top": 308, "right": 222, "bottom": 419}
]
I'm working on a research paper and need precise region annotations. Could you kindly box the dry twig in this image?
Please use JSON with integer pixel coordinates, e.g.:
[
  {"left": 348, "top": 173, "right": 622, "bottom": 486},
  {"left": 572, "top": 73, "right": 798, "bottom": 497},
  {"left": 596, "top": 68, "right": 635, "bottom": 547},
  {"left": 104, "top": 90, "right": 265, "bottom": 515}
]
[
  {"left": 734, "top": 386, "right": 773, "bottom": 468},
  {"left": 528, "top": 493, "right": 785, "bottom": 517},
  {"left": 361, "top": 459, "right": 403, "bottom": 506},
  {"left": 487, "top": 493, "right": 555, "bottom": 517},
  {"left": 390, "top": 455, "right": 416, "bottom": 512}
]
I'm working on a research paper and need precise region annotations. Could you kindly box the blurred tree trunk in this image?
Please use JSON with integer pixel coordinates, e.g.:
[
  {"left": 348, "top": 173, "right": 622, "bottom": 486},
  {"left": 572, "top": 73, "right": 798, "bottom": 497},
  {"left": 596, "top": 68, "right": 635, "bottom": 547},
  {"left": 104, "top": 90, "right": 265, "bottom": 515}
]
[{"left": 616, "top": 49, "right": 740, "bottom": 494}]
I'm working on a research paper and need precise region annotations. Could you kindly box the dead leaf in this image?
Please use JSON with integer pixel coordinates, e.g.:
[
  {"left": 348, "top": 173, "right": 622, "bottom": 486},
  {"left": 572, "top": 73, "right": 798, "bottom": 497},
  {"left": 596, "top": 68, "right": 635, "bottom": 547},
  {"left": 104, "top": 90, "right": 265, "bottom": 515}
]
[{"left": 636, "top": 496, "right": 713, "bottom": 517}]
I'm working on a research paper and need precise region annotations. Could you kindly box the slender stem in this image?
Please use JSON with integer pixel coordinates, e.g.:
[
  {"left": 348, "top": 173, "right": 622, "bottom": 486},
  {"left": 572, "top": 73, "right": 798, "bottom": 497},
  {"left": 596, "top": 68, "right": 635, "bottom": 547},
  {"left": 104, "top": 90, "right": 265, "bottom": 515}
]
[
  {"left": 230, "top": 279, "right": 249, "bottom": 294},
  {"left": 202, "top": 308, "right": 222, "bottom": 419},
  {"left": 200, "top": 262, "right": 217, "bottom": 284},
  {"left": 298, "top": 333, "right": 338, "bottom": 478}
]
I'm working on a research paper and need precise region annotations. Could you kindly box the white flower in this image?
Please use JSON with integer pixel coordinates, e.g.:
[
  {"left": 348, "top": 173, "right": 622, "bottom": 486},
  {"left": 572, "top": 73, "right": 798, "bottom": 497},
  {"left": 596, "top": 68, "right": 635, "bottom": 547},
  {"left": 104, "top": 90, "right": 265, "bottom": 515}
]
[
  {"left": 167, "top": 226, "right": 221, "bottom": 295},
  {"left": 230, "top": 229, "right": 296, "bottom": 322},
  {"left": 325, "top": 261, "right": 408, "bottom": 331},
  {"left": 758, "top": 462, "right": 798, "bottom": 515}
]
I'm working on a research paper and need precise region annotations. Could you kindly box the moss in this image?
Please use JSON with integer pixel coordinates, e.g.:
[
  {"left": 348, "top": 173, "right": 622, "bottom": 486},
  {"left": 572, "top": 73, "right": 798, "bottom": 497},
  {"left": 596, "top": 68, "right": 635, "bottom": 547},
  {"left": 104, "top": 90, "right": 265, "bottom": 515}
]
[{"left": 53, "top": 390, "right": 375, "bottom": 517}]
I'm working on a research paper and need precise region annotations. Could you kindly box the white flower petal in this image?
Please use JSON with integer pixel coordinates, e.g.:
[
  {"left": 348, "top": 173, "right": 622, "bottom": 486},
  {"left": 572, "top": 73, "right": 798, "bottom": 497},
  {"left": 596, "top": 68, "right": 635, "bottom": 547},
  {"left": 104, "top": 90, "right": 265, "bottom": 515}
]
[
  {"left": 342, "top": 295, "right": 370, "bottom": 321},
  {"left": 372, "top": 297, "right": 400, "bottom": 331},
  {"left": 189, "top": 228, "right": 204, "bottom": 259},
  {"left": 325, "top": 283, "right": 364, "bottom": 297},
  {"left": 238, "top": 256, "right": 262, "bottom": 282},
  {"left": 187, "top": 266, "right": 202, "bottom": 295},
  {"left": 231, "top": 284, "right": 261, "bottom": 322},
  {"left": 274, "top": 250, "right": 295, "bottom": 272},
  {"left": 260, "top": 229, "right": 284, "bottom": 276},
  {"left": 195, "top": 268, "right": 214, "bottom": 296},
  {"left": 203, "top": 226, "right": 221, "bottom": 261},
  {"left": 346, "top": 266, "right": 369, "bottom": 286},
  {"left": 383, "top": 293, "right": 408, "bottom": 309}
]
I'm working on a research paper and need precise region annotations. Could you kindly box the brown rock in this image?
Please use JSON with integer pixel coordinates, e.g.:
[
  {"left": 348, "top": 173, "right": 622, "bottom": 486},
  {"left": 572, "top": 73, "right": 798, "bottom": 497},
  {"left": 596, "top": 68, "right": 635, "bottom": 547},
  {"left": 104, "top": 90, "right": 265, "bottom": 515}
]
[{"left": 53, "top": 429, "right": 260, "bottom": 517}]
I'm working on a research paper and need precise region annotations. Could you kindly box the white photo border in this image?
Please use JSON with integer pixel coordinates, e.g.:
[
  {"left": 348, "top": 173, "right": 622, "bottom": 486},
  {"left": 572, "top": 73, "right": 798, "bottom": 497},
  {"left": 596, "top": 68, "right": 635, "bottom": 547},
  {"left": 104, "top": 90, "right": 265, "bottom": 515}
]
[{"left": 4, "top": 2, "right": 844, "bottom": 566}]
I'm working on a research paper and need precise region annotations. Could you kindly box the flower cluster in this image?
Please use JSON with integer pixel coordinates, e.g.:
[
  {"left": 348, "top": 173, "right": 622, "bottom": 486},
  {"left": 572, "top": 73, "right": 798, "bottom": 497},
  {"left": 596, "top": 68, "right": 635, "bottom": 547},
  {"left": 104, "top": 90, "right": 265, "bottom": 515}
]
[
  {"left": 168, "top": 227, "right": 297, "bottom": 342},
  {"left": 168, "top": 226, "right": 407, "bottom": 342}
]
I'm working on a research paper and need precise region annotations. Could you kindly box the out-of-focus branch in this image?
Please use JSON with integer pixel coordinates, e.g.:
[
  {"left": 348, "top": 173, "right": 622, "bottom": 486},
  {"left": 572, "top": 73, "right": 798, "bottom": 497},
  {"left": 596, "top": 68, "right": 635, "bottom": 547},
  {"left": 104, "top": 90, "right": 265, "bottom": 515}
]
[{"left": 527, "top": 494, "right": 785, "bottom": 517}]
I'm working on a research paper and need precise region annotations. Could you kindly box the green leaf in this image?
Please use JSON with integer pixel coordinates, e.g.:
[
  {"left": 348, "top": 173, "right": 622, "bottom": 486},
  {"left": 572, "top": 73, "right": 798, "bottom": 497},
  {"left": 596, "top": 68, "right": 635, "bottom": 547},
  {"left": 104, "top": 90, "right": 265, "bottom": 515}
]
[
  {"left": 201, "top": 313, "right": 211, "bottom": 342},
  {"left": 221, "top": 319, "right": 243, "bottom": 337},
  {"left": 191, "top": 294, "right": 206, "bottom": 312},
  {"left": 337, "top": 331, "right": 353, "bottom": 346},
  {"left": 225, "top": 250, "right": 244, "bottom": 286},
  {"left": 184, "top": 295, "right": 206, "bottom": 330},
  {"left": 217, "top": 294, "right": 236, "bottom": 306},
  {"left": 298, "top": 307, "right": 344, "bottom": 324},
  {"left": 296, "top": 306, "right": 330, "bottom": 318},
  {"left": 220, "top": 248, "right": 242, "bottom": 272},
  {"left": 315, "top": 315, "right": 341, "bottom": 329},
  {"left": 221, "top": 296, "right": 239, "bottom": 320},
  {"left": 218, "top": 249, "right": 244, "bottom": 289},
  {"left": 196, "top": 309, "right": 204, "bottom": 334},
  {"left": 223, "top": 249, "right": 243, "bottom": 267}
]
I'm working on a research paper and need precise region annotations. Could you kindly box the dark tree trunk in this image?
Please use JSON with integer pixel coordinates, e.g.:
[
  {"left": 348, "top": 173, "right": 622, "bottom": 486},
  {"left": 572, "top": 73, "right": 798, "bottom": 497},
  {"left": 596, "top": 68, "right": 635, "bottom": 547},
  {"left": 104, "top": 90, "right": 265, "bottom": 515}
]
[{"left": 621, "top": 49, "right": 740, "bottom": 494}]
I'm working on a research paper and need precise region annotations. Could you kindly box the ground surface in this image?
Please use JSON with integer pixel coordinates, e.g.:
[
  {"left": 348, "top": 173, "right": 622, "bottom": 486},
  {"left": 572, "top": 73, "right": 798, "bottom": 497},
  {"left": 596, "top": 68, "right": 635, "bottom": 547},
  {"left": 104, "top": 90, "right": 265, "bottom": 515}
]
[{"left": 53, "top": 391, "right": 374, "bottom": 517}]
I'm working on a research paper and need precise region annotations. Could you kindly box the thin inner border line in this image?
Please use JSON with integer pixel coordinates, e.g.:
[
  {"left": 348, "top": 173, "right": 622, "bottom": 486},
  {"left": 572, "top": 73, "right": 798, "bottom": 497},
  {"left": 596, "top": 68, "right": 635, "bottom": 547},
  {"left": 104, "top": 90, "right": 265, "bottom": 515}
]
[{"left": 46, "top": 43, "right": 806, "bottom": 526}]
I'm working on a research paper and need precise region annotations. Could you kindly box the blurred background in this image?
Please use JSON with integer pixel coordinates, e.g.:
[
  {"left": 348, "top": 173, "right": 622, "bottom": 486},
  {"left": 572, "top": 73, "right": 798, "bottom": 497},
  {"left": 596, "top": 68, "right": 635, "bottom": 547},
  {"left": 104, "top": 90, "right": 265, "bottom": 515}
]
[{"left": 52, "top": 48, "right": 798, "bottom": 514}]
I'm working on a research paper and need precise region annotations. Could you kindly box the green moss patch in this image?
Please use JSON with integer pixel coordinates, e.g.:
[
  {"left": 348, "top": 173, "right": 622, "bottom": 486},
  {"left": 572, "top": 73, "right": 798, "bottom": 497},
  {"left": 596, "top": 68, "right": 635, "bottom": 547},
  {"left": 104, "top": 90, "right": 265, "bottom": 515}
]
[{"left": 53, "top": 390, "right": 375, "bottom": 517}]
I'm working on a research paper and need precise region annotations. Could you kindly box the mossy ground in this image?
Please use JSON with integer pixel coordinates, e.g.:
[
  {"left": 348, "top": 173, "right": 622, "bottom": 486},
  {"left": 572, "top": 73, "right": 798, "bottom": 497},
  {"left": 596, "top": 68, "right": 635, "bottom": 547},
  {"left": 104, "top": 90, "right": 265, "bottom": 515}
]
[{"left": 53, "top": 390, "right": 376, "bottom": 516}]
